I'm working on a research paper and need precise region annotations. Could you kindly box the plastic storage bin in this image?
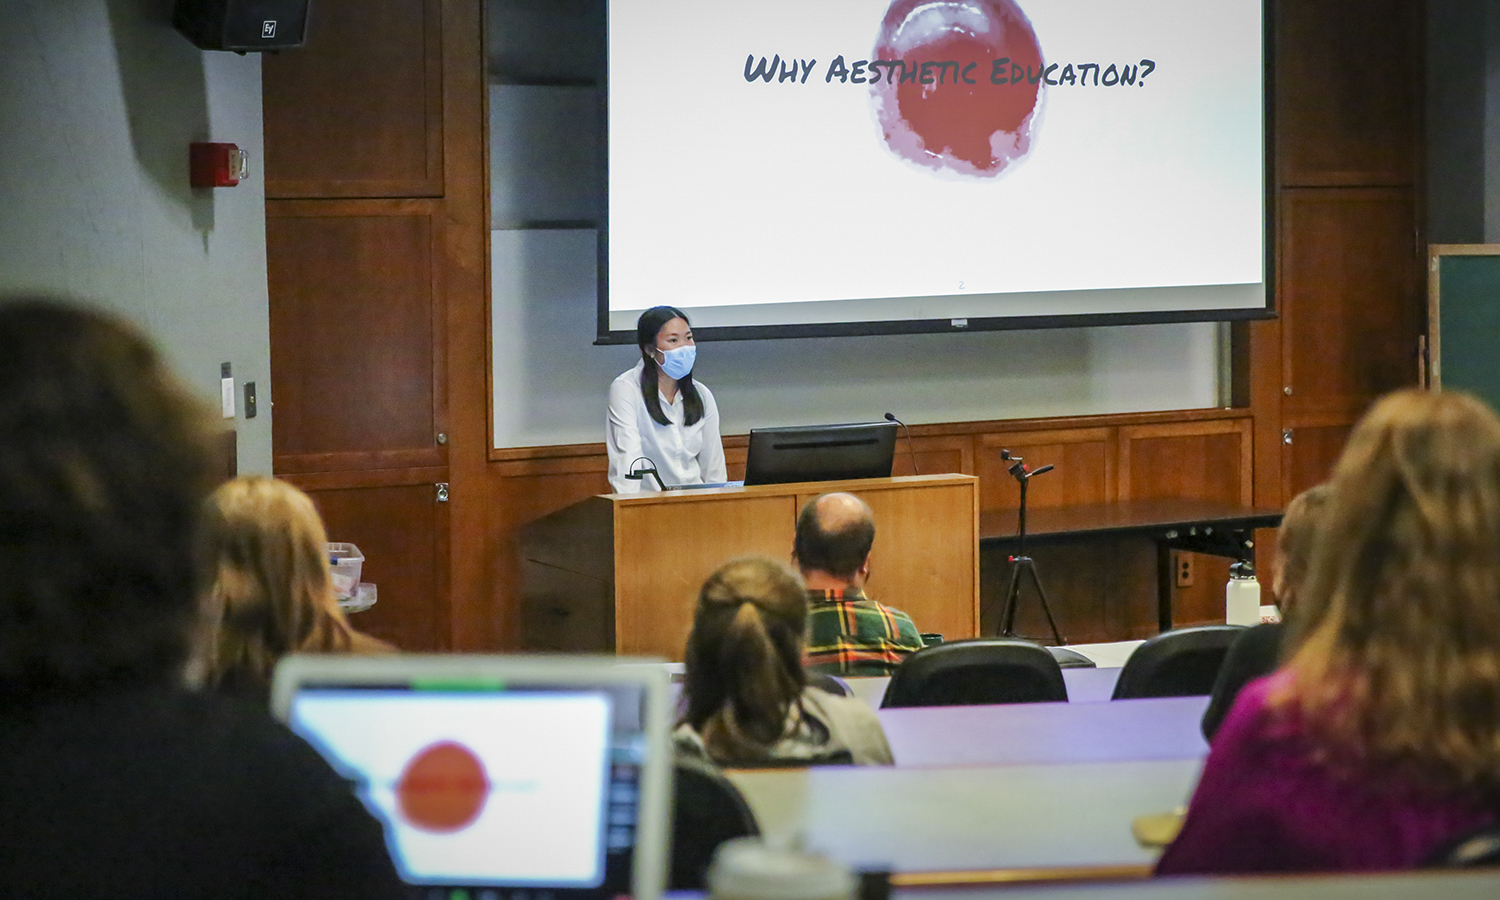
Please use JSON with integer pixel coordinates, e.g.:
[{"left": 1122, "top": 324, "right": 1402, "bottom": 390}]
[{"left": 326, "top": 542, "right": 364, "bottom": 599}]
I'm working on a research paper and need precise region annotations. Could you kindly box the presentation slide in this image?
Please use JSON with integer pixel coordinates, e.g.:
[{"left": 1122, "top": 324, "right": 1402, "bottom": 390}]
[
  {"left": 605, "top": 0, "right": 1264, "bottom": 336},
  {"left": 291, "top": 691, "right": 613, "bottom": 886}
]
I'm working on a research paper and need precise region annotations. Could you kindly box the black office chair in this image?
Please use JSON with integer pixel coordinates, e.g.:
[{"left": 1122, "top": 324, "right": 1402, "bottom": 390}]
[
  {"left": 1110, "top": 625, "right": 1245, "bottom": 700},
  {"left": 669, "top": 755, "right": 760, "bottom": 890},
  {"left": 1424, "top": 822, "right": 1500, "bottom": 868},
  {"left": 806, "top": 671, "right": 853, "bottom": 697},
  {"left": 1047, "top": 646, "right": 1097, "bottom": 669},
  {"left": 880, "top": 638, "right": 1068, "bottom": 707}
]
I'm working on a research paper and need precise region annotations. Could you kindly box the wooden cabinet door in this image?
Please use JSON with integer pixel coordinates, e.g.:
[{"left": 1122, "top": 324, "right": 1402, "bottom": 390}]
[
  {"left": 262, "top": 0, "right": 443, "bottom": 198},
  {"left": 267, "top": 203, "right": 448, "bottom": 474}
]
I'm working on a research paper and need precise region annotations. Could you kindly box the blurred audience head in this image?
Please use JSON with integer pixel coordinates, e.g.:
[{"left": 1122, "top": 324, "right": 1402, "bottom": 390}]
[
  {"left": 680, "top": 556, "right": 808, "bottom": 761},
  {"left": 1284, "top": 387, "right": 1500, "bottom": 787},
  {"left": 0, "top": 298, "right": 217, "bottom": 700},
  {"left": 1272, "top": 482, "right": 1331, "bottom": 612},
  {"left": 201, "top": 476, "right": 383, "bottom": 700},
  {"left": 793, "top": 492, "right": 875, "bottom": 583}
]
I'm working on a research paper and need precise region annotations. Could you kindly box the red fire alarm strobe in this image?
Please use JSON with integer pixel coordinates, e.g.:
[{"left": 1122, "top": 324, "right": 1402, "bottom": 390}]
[{"left": 190, "top": 142, "right": 248, "bottom": 188}]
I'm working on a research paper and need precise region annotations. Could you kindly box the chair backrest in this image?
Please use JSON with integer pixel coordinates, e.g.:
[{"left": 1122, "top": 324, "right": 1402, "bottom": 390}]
[
  {"left": 669, "top": 755, "right": 760, "bottom": 890},
  {"left": 1047, "top": 646, "right": 1097, "bottom": 669},
  {"left": 1111, "top": 625, "right": 1245, "bottom": 700},
  {"left": 1424, "top": 822, "right": 1500, "bottom": 868},
  {"left": 806, "top": 671, "right": 852, "bottom": 697},
  {"left": 880, "top": 638, "right": 1068, "bottom": 707}
]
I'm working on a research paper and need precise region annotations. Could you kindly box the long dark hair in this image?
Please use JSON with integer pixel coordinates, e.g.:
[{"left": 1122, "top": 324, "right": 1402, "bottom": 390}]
[
  {"left": 681, "top": 557, "right": 809, "bottom": 763},
  {"left": 636, "top": 306, "right": 704, "bottom": 427}
]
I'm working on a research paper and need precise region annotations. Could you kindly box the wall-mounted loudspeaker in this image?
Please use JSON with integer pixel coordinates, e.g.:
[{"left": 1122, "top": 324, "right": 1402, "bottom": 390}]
[{"left": 173, "top": 0, "right": 311, "bottom": 52}]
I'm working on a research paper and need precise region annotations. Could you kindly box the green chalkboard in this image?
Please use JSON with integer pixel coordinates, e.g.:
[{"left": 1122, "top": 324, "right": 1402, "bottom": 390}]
[{"left": 1432, "top": 246, "right": 1500, "bottom": 413}]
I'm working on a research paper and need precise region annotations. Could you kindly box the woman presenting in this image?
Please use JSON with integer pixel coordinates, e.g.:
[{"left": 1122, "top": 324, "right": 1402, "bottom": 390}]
[{"left": 607, "top": 306, "right": 727, "bottom": 493}]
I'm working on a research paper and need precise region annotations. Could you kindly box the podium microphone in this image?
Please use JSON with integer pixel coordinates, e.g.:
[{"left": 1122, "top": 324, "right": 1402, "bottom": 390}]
[
  {"left": 625, "top": 458, "right": 667, "bottom": 491},
  {"left": 884, "top": 412, "right": 920, "bottom": 476}
]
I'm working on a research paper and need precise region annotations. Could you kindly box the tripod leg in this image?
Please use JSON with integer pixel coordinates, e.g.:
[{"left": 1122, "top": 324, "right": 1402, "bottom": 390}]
[
  {"left": 1023, "top": 558, "right": 1064, "bottom": 645},
  {"left": 1000, "top": 556, "right": 1025, "bottom": 636}
]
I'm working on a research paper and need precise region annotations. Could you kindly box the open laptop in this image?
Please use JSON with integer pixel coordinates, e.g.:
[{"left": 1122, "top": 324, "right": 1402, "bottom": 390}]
[{"left": 271, "top": 654, "right": 673, "bottom": 900}]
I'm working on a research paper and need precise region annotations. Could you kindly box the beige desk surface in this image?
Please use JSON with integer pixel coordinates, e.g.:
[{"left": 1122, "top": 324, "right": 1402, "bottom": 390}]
[
  {"left": 897, "top": 869, "right": 1500, "bottom": 899},
  {"left": 726, "top": 758, "right": 1202, "bottom": 876}
]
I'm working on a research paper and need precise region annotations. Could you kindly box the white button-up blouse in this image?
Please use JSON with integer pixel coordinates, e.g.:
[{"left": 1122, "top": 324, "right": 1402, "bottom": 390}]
[{"left": 606, "top": 360, "right": 727, "bottom": 493}]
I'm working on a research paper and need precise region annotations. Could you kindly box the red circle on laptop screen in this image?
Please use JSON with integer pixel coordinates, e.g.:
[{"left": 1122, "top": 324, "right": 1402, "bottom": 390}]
[{"left": 396, "top": 740, "right": 490, "bottom": 832}]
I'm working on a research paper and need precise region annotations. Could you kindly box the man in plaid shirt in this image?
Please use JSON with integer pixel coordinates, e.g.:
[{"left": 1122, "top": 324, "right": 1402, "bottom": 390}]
[{"left": 796, "top": 492, "right": 926, "bottom": 676}]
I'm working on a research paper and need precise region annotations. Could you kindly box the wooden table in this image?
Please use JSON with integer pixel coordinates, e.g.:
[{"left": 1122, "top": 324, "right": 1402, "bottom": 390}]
[
  {"left": 727, "top": 758, "right": 1203, "bottom": 879},
  {"left": 982, "top": 499, "right": 1284, "bottom": 631},
  {"left": 876, "top": 696, "right": 1210, "bottom": 768}
]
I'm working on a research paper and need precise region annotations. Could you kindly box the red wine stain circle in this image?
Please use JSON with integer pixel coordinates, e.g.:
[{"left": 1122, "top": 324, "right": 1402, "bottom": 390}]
[{"left": 872, "top": 0, "right": 1044, "bottom": 177}]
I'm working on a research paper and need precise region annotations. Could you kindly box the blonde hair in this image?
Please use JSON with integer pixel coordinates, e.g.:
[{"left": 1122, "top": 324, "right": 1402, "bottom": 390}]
[
  {"left": 1279, "top": 388, "right": 1500, "bottom": 788},
  {"left": 1272, "top": 482, "right": 1331, "bottom": 611},
  {"left": 202, "top": 476, "right": 376, "bottom": 697},
  {"left": 680, "top": 557, "right": 809, "bottom": 763}
]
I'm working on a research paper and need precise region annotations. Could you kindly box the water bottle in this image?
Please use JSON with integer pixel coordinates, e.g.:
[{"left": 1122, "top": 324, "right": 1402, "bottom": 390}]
[
  {"left": 1225, "top": 560, "right": 1261, "bottom": 626},
  {"left": 709, "top": 838, "right": 856, "bottom": 900}
]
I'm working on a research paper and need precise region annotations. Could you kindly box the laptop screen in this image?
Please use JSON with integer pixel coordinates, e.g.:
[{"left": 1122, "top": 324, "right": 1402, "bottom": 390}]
[{"left": 272, "top": 655, "right": 671, "bottom": 900}]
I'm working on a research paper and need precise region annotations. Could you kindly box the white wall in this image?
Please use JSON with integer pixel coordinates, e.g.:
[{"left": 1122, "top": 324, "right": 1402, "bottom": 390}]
[
  {"left": 492, "top": 229, "right": 1222, "bottom": 448},
  {"left": 0, "top": 0, "right": 272, "bottom": 472}
]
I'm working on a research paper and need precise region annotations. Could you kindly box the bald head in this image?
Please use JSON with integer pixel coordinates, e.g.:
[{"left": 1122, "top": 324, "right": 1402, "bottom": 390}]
[{"left": 794, "top": 492, "right": 875, "bottom": 581}]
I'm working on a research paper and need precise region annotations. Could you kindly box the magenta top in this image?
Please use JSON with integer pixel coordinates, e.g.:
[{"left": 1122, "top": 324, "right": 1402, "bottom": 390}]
[{"left": 1155, "top": 673, "right": 1496, "bottom": 875}]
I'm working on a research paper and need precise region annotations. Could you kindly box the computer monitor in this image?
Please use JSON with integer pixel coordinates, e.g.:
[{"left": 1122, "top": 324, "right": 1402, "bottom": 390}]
[
  {"left": 742, "top": 421, "right": 897, "bottom": 486},
  {"left": 271, "top": 654, "right": 673, "bottom": 900}
]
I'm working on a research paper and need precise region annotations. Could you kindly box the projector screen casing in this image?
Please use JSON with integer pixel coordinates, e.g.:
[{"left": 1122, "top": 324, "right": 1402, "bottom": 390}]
[{"left": 600, "top": 0, "right": 1272, "bottom": 343}]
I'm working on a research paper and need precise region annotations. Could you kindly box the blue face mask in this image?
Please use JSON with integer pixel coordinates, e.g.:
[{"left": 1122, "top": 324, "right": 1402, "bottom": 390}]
[{"left": 657, "top": 344, "right": 696, "bottom": 380}]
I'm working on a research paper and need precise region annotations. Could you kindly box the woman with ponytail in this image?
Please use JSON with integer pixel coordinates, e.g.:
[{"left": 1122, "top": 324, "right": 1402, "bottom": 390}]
[
  {"left": 606, "top": 306, "right": 727, "bottom": 493},
  {"left": 676, "top": 557, "right": 892, "bottom": 766}
]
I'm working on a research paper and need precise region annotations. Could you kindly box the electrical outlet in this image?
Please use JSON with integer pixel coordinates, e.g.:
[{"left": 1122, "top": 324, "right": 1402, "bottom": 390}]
[{"left": 1175, "top": 553, "right": 1195, "bottom": 588}]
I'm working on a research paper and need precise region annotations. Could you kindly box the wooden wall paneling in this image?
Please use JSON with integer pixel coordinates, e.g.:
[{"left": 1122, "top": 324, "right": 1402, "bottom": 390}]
[
  {"left": 891, "top": 433, "right": 973, "bottom": 479},
  {"left": 976, "top": 428, "right": 1114, "bottom": 515},
  {"left": 1118, "top": 419, "right": 1253, "bottom": 505},
  {"left": 262, "top": 0, "right": 444, "bottom": 198},
  {"left": 1279, "top": 188, "right": 1421, "bottom": 420},
  {"left": 442, "top": 0, "right": 497, "bottom": 650},
  {"left": 1119, "top": 419, "right": 1253, "bottom": 628},
  {"left": 1274, "top": 0, "right": 1419, "bottom": 187},
  {"left": 284, "top": 469, "right": 451, "bottom": 652},
  {"left": 491, "top": 452, "right": 611, "bottom": 647},
  {"left": 1282, "top": 417, "right": 1354, "bottom": 498},
  {"left": 268, "top": 201, "right": 448, "bottom": 474}
]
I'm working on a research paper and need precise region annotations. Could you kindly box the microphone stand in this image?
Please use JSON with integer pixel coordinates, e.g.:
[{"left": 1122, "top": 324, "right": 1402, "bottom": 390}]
[
  {"left": 997, "top": 451, "right": 1063, "bottom": 645},
  {"left": 884, "top": 412, "right": 920, "bottom": 476},
  {"left": 625, "top": 458, "right": 667, "bottom": 492}
]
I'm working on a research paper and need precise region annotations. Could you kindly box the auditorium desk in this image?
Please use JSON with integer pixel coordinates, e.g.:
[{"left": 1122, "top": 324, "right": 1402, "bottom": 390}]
[
  {"left": 727, "top": 758, "right": 1202, "bottom": 879},
  {"left": 894, "top": 870, "right": 1500, "bottom": 897},
  {"left": 877, "top": 696, "right": 1210, "bottom": 768}
]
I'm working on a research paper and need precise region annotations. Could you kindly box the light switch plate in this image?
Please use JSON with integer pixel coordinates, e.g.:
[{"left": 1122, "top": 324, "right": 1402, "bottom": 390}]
[{"left": 220, "top": 376, "right": 235, "bottom": 418}]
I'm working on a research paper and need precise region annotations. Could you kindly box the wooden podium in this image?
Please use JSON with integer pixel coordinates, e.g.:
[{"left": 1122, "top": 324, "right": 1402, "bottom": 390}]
[{"left": 519, "top": 474, "right": 979, "bottom": 661}]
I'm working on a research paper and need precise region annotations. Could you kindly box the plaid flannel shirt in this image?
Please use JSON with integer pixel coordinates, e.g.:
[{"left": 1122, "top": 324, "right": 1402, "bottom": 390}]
[{"left": 803, "top": 586, "right": 925, "bottom": 676}]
